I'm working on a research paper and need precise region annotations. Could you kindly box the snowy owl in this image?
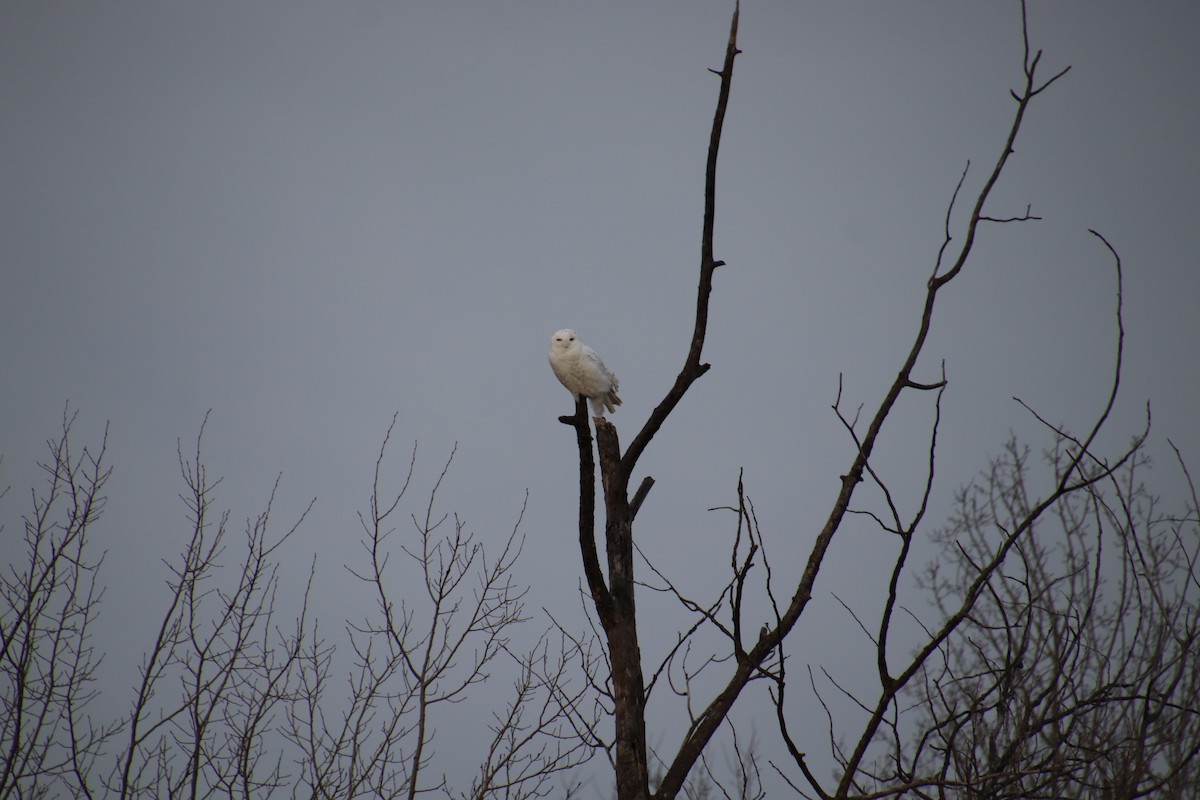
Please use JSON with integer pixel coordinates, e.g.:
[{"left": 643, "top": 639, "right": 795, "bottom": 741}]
[{"left": 548, "top": 329, "right": 622, "bottom": 417}]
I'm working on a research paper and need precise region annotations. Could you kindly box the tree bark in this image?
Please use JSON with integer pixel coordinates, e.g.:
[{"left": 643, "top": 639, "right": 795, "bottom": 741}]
[{"left": 596, "top": 418, "right": 650, "bottom": 799}]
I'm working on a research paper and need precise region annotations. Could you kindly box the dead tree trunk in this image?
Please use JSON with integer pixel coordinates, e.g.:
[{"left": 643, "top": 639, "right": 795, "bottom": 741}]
[
  {"left": 560, "top": 6, "right": 739, "bottom": 798},
  {"left": 597, "top": 419, "right": 649, "bottom": 798}
]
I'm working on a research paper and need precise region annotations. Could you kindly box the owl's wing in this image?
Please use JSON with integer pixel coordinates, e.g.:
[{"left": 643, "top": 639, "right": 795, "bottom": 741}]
[{"left": 582, "top": 346, "right": 611, "bottom": 380}]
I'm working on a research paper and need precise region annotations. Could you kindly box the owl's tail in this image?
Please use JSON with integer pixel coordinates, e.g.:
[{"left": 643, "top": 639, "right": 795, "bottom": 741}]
[{"left": 590, "top": 390, "right": 622, "bottom": 416}]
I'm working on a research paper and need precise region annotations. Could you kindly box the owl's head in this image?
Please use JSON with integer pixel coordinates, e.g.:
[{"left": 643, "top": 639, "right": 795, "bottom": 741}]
[{"left": 550, "top": 329, "right": 579, "bottom": 352}]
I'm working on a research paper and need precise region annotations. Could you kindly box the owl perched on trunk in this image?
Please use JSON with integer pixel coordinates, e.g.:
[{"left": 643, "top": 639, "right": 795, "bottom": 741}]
[{"left": 548, "top": 329, "right": 621, "bottom": 417}]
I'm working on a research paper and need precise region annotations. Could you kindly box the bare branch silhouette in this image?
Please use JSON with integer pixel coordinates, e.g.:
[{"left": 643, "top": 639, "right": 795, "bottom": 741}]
[{"left": 1, "top": 406, "right": 116, "bottom": 800}]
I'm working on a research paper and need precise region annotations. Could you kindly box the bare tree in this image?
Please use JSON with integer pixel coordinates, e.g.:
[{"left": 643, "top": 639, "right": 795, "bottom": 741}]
[
  {"left": 892, "top": 439, "right": 1200, "bottom": 799},
  {"left": 557, "top": 2, "right": 1198, "bottom": 799},
  {"left": 284, "top": 414, "right": 601, "bottom": 800},
  {"left": 1, "top": 407, "right": 116, "bottom": 800},
  {"left": 3, "top": 410, "right": 600, "bottom": 800},
  {"left": 105, "top": 411, "right": 315, "bottom": 800},
  {"left": 558, "top": 5, "right": 744, "bottom": 796}
]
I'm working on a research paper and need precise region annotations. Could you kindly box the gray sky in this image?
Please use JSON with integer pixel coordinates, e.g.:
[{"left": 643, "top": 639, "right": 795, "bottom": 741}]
[{"left": 3, "top": 1, "right": 1198, "bottom": 794}]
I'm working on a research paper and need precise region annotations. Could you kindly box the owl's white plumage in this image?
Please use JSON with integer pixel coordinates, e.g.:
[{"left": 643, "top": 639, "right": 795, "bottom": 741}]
[{"left": 548, "top": 329, "right": 622, "bottom": 416}]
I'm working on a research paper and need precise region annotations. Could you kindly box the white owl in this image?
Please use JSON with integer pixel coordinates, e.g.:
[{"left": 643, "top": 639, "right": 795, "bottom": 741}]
[{"left": 548, "top": 329, "right": 622, "bottom": 416}]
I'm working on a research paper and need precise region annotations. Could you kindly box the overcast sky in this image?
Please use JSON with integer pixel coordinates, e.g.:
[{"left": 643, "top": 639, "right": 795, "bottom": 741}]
[{"left": 2, "top": 1, "right": 1198, "bottom": 794}]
